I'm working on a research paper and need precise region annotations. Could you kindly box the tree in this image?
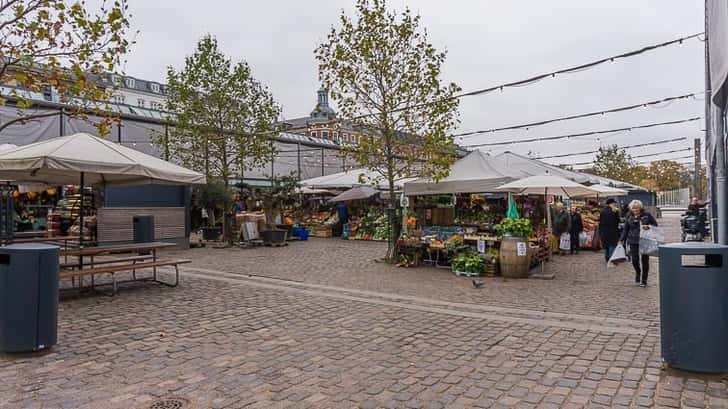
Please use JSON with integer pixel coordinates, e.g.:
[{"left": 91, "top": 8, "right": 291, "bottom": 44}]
[
  {"left": 646, "top": 160, "right": 684, "bottom": 191},
  {"left": 315, "top": 0, "right": 460, "bottom": 258},
  {"left": 592, "top": 145, "right": 639, "bottom": 184},
  {"left": 164, "top": 35, "right": 281, "bottom": 186},
  {"left": 0, "top": 0, "right": 133, "bottom": 135}
]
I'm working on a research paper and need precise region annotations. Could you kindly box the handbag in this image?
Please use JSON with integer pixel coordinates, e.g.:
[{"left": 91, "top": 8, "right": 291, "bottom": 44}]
[
  {"left": 607, "top": 244, "right": 627, "bottom": 267},
  {"left": 559, "top": 233, "right": 571, "bottom": 250},
  {"left": 639, "top": 226, "right": 665, "bottom": 257}
]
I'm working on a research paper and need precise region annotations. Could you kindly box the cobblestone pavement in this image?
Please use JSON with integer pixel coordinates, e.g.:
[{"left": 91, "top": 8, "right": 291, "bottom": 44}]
[{"left": 1, "top": 214, "right": 727, "bottom": 408}]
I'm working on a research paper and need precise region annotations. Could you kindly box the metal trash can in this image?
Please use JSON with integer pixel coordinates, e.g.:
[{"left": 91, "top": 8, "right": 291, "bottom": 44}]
[
  {"left": 659, "top": 242, "right": 728, "bottom": 373},
  {"left": 0, "top": 243, "right": 59, "bottom": 352},
  {"left": 133, "top": 215, "right": 155, "bottom": 244}
]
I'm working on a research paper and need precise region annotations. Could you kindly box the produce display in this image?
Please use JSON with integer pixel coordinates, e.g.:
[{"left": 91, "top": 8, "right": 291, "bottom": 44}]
[
  {"left": 577, "top": 205, "right": 602, "bottom": 249},
  {"left": 350, "top": 209, "right": 390, "bottom": 241},
  {"left": 451, "top": 253, "right": 485, "bottom": 276}
]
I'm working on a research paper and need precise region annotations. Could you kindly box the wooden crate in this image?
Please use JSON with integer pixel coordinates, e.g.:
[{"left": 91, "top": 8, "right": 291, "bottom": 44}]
[{"left": 313, "top": 227, "right": 332, "bottom": 238}]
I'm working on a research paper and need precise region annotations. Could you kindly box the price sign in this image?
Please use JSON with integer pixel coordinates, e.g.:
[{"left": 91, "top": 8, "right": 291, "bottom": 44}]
[
  {"left": 477, "top": 239, "right": 486, "bottom": 253},
  {"left": 516, "top": 242, "right": 528, "bottom": 257}
]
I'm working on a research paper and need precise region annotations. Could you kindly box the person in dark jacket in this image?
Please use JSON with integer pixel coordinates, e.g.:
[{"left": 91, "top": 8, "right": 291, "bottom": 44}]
[
  {"left": 619, "top": 199, "right": 658, "bottom": 287},
  {"left": 598, "top": 198, "right": 621, "bottom": 262},
  {"left": 569, "top": 207, "right": 584, "bottom": 255},
  {"left": 552, "top": 203, "right": 571, "bottom": 255}
]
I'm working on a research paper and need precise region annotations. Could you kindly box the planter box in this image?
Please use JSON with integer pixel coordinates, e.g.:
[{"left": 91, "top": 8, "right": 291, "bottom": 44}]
[
  {"left": 201, "top": 227, "right": 222, "bottom": 241},
  {"left": 261, "top": 229, "right": 287, "bottom": 244}
]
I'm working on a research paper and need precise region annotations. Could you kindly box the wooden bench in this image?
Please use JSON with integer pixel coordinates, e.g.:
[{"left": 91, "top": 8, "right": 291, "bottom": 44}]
[
  {"left": 60, "top": 259, "right": 191, "bottom": 295},
  {"left": 60, "top": 254, "right": 155, "bottom": 270}
]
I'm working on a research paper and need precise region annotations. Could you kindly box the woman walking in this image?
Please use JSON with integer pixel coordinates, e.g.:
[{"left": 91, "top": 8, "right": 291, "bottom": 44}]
[
  {"left": 619, "top": 200, "right": 658, "bottom": 287},
  {"left": 569, "top": 207, "right": 583, "bottom": 255}
]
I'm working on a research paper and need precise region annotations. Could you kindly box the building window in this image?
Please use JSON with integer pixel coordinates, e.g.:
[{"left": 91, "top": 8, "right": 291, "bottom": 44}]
[
  {"left": 137, "top": 98, "right": 145, "bottom": 107},
  {"left": 110, "top": 74, "right": 121, "bottom": 86},
  {"left": 112, "top": 95, "right": 125, "bottom": 104},
  {"left": 322, "top": 131, "right": 329, "bottom": 139},
  {"left": 311, "top": 131, "right": 318, "bottom": 138},
  {"left": 150, "top": 83, "right": 160, "bottom": 93},
  {"left": 125, "top": 77, "right": 136, "bottom": 88}
]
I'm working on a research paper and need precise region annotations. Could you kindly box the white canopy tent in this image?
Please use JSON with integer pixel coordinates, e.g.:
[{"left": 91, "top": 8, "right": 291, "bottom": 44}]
[
  {"left": 301, "top": 168, "right": 416, "bottom": 190},
  {"left": 404, "top": 150, "right": 513, "bottom": 196},
  {"left": 490, "top": 152, "right": 595, "bottom": 184}
]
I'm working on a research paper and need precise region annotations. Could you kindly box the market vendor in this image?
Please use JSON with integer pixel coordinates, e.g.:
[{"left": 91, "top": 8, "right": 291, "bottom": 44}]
[{"left": 336, "top": 201, "right": 349, "bottom": 225}]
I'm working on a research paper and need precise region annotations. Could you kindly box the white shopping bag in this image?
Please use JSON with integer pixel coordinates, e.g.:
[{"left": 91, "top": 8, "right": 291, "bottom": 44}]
[
  {"left": 559, "top": 233, "right": 571, "bottom": 250},
  {"left": 579, "top": 231, "right": 589, "bottom": 247},
  {"left": 607, "top": 244, "right": 627, "bottom": 268},
  {"left": 639, "top": 226, "right": 664, "bottom": 257}
]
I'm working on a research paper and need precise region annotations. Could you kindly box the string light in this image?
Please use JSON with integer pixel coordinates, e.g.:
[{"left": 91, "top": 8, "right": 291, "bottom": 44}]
[
  {"left": 533, "top": 137, "right": 688, "bottom": 159},
  {"left": 455, "top": 92, "right": 702, "bottom": 138},
  {"left": 464, "top": 116, "right": 701, "bottom": 148}
]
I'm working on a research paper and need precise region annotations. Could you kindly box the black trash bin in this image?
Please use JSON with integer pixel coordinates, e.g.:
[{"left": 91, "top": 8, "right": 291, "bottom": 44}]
[
  {"left": 659, "top": 242, "right": 728, "bottom": 373},
  {"left": 0, "top": 243, "right": 59, "bottom": 352},
  {"left": 133, "top": 215, "right": 155, "bottom": 243}
]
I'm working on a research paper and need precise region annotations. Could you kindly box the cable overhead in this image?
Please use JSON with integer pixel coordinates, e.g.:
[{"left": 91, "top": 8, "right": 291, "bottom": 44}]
[
  {"left": 564, "top": 151, "right": 693, "bottom": 167},
  {"left": 349, "top": 33, "right": 703, "bottom": 121},
  {"left": 456, "top": 93, "right": 703, "bottom": 138},
  {"left": 464, "top": 116, "right": 701, "bottom": 148},
  {"left": 533, "top": 137, "right": 688, "bottom": 159},
  {"left": 454, "top": 33, "right": 703, "bottom": 100}
]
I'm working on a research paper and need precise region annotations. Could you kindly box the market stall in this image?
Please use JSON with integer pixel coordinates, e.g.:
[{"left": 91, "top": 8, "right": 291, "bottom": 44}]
[{"left": 0, "top": 133, "right": 205, "bottom": 249}]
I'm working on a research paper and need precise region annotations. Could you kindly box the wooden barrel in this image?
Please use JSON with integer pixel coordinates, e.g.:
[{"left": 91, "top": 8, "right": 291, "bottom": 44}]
[{"left": 499, "top": 236, "right": 530, "bottom": 278}]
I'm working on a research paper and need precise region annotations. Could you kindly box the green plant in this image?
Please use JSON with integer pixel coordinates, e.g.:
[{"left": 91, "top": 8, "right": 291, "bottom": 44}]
[
  {"left": 451, "top": 254, "right": 484, "bottom": 275},
  {"left": 494, "top": 218, "right": 533, "bottom": 238}
]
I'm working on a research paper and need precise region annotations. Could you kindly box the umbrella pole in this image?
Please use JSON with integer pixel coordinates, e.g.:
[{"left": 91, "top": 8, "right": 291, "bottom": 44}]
[
  {"left": 79, "top": 172, "right": 84, "bottom": 270},
  {"left": 546, "top": 188, "right": 552, "bottom": 262}
]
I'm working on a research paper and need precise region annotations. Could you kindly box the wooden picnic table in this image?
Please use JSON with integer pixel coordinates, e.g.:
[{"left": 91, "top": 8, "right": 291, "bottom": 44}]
[
  {"left": 60, "top": 241, "right": 177, "bottom": 257},
  {"left": 12, "top": 236, "right": 80, "bottom": 247},
  {"left": 59, "top": 241, "right": 187, "bottom": 295}
]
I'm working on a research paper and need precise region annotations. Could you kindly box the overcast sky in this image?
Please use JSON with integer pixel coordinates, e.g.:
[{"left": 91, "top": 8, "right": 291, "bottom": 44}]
[{"left": 120, "top": 1, "right": 705, "bottom": 167}]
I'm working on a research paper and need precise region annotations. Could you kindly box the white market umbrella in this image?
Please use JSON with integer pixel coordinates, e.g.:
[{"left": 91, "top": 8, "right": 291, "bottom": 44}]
[
  {"left": 297, "top": 186, "right": 334, "bottom": 195},
  {"left": 495, "top": 174, "right": 598, "bottom": 198},
  {"left": 572, "top": 184, "right": 628, "bottom": 198},
  {"left": 496, "top": 174, "right": 598, "bottom": 260},
  {"left": 329, "top": 186, "right": 380, "bottom": 203},
  {"left": 0, "top": 133, "right": 206, "bottom": 257},
  {"left": 0, "top": 133, "right": 205, "bottom": 185}
]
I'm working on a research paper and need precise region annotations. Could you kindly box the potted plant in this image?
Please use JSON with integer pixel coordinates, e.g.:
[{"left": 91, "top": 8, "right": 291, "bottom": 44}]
[
  {"left": 494, "top": 218, "right": 533, "bottom": 278},
  {"left": 258, "top": 174, "right": 300, "bottom": 245},
  {"left": 196, "top": 182, "right": 229, "bottom": 241}
]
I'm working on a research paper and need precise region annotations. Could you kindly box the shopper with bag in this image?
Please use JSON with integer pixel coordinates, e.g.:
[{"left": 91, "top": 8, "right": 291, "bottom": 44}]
[
  {"left": 552, "top": 203, "right": 571, "bottom": 256},
  {"left": 599, "top": 198, "right": 621, "bottom": 262},
  {"left": 569, "top": 207, "right": 583, "bottom": 255},
  {"left": 619, "top": 200, "right": 658, "bottom": 287}
]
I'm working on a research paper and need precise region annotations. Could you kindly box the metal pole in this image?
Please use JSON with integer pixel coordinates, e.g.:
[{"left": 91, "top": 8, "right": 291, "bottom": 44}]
[
  {"left": 694, "top": 138, "right": 702, "bottom": 199},
  {"left": 59, "top": 109, "right": 64, "bottom": 136},
  {"left": 270, "top": 157, "right": 274, "bottom": 182},
  {"left": 297, "top": 143, "right": 301, "bottom": 180},
  {"left": 321, "top": 148, "right": 325, "bottom": 176},
  {"left": 706, "top": 0, "right": 728, "bottom": 244},
  {"left": 79, "top": 172, "right": 85, "bottom": 269},
  {"left": 716, "top": 114, "right": 727, "bottom": 244},
  {"left": 117, "top": 120, "right": 122, "bottom": 144}
]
